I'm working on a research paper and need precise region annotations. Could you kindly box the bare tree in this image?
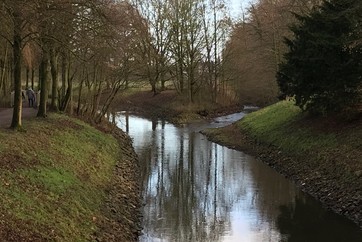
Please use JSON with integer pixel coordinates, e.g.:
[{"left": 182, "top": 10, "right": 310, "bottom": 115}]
[
  {"left": 0, "top": 1, "right": 39, "bottom": 128},
  {"left": 133, "top": 0, "right": 232, "bottom": 104},
  {"left": 223, "top": 0, "right": 323, "bottom": 106}
]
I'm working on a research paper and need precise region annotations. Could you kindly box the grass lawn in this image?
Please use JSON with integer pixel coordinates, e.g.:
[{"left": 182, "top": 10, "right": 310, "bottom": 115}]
[
  {"left": 238, "top": 101, "right": 361, "bottom": 172},
  {"left": 0, "top": 114, "right": 120, "bottom": 241}
]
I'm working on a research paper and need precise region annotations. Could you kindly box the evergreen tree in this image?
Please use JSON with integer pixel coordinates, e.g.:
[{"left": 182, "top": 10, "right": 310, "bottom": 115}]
[{"left": 277, "top": 0, "right": 362, "bottom": 115}]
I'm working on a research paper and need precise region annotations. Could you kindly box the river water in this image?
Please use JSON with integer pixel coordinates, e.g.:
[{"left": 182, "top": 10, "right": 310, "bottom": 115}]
[{"left": 115, "top": 112, "right": 361, "bottom": 242}]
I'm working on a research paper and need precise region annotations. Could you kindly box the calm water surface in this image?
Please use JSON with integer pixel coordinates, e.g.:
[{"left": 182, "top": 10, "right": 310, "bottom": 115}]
[{"left": 115, "top": 112, "right": 361, "bottom": 242}]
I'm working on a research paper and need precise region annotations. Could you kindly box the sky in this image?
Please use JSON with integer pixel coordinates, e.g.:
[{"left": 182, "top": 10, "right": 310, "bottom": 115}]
[{"left": 229, "top": 0, "right": 255, "bottom": 19}]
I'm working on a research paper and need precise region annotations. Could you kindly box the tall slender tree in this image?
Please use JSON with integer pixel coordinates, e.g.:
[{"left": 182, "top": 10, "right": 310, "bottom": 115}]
[{"left": 0, "top": 1, "right": 38, "bottom": 129}]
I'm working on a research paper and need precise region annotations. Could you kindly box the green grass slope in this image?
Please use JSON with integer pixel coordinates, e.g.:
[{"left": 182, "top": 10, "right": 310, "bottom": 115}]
[
  {"left": 238, "top": 101, "right": 361, "bottom": 172},
  {"left": 0, "top": 114, "right": 130, "bottom": 241}
]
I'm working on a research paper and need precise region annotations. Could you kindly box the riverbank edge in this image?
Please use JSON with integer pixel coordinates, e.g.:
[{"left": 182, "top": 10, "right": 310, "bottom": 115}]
[
  {"left": 90, "top": 121, "right": 143, "bottom": 241},
  {"left": 201, "top": 119, "right": 362, "bottom": 229}
]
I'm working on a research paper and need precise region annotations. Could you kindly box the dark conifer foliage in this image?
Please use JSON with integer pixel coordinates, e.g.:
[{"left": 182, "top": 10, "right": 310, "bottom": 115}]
[{"left": 277, "top": 0, "right": 361, "bottom": 115}]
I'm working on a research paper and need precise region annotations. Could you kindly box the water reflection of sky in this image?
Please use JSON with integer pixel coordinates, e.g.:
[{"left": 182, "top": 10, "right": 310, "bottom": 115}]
[
  {"left": 115, "top": 114, "right": 283, "bottom": 241},
  {"left": 115, "top": 113, "right": 362, "bottom": 242}
]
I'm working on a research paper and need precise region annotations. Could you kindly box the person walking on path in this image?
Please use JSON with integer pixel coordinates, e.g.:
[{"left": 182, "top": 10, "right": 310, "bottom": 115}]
[{"left": 26, "top": 87, "right": 36, "bottom": 107}]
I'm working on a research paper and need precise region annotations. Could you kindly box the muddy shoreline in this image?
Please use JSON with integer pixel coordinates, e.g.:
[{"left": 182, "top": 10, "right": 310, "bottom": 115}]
[{"left": 201, "top": 124, "right": 362, "bottom": 229}]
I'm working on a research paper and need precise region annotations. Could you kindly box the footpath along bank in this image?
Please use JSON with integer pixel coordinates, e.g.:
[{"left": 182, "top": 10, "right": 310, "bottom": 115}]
[{"left": 202, "top": 101, "right": 362, "bottom": 228}]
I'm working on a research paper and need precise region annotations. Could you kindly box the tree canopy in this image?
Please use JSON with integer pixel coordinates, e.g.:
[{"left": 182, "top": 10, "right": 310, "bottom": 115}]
[{"left": 277, "top": 0, "right": 362, "bottom": 115}]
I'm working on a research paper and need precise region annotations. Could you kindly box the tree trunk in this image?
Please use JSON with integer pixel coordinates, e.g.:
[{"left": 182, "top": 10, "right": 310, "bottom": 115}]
[
  {"left": 49, "top": 49, "right": 59, "bottom": 112},
  {"left": 92, "top": 78, "right": 102, "bottom": 119},
  {"left": 61, "top": 53, "right": 66, "bottom": 103},
  {"left": 37, "top": 53, "right": 49, "bottom": 118},
  {"left": 160, "top": 64, "right": 166, "bottom": 91},
  {"left": 26, "top": 68, "right": 29, "bottom": 89},
  {"left": 76, "top": 78, "right": 84, "bottom": 115},
  {"left": 1, "top": 45, "right": 8, "bottom": 97},
  {"left": 90, "top": 66, "right": 99, "bottom": 117},
  {"left": 151, "top": 79, "right": 157, "bottom": 96},
  {"left": 61, "top": 83, "right": 72, "bottom": 112},
  {"left": 213, "top": 5, "right": 218, "bottom": 103},
  {"left": 10, "top": 13, "right": 23, "bottom": 129},
  {"left": 38, "top": 65, "right": 42, "bottom": 91},
  {"left": 31, "top": 68, "right": 34, "bottom": 89},
  {"left": 60, "top": 66, "right": 74, "bottom": 112},
  {"left": 95, "top": 85, "right": 121, "bottom": 124}
]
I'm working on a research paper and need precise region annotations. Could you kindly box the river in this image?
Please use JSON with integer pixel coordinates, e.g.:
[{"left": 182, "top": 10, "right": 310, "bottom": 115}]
[{"left": 115, "top": 112, "right": 362, "bottom": 242}]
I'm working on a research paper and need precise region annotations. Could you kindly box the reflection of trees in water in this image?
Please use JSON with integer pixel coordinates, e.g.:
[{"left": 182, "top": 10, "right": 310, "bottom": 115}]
[
  {"left": 245, "top": 157, "right": 299, "bottom": 229},
  {"left": 117, "top": 114, "right": 361, "bottom": 241},
  {"left": 139, "top": 128, "right": 247, "bottom": 241},
  {"left": 277, "top": 196, "right": 362, "bottom": 242}
]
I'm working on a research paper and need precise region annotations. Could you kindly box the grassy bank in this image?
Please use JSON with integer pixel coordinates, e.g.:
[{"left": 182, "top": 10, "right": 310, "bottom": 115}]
[
  {"left": 238, "top": 101, "right": 361, "bottom": 173},
  {"left": 203, "top": 101, "right": 362, "bottom": 227},
  {"left": 0, "top": 114, "right": 140, "bottom": 241}
]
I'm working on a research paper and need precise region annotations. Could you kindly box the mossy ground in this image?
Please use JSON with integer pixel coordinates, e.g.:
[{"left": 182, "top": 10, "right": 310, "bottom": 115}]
[{"left": 0, "top": 113, "right": 140, "bottom": 241}]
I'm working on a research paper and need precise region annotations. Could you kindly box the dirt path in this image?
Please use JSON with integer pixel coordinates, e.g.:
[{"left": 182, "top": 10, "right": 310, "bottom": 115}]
[{"left": 0, "top": 104, "right": 38, "bottom": 128}]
